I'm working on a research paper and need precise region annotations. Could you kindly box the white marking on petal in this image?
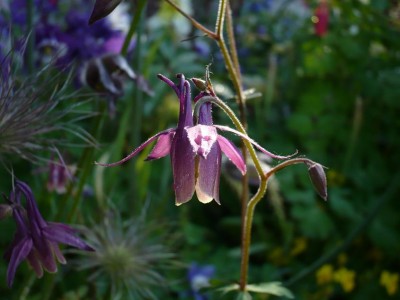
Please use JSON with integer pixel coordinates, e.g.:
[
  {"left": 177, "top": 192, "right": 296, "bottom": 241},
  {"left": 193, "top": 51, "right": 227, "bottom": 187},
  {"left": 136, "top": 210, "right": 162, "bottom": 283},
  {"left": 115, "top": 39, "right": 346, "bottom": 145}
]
[{"left": 186, "top": 125, "right": 218, "bottom": 159}]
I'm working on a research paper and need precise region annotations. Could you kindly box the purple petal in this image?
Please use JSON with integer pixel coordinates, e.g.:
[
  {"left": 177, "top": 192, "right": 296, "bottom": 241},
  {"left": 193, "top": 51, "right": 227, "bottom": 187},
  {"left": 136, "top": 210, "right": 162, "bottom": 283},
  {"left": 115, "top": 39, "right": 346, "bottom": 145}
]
[
  {"left": 51, "top": 243, "right": 67, "bottom": 265},
  {"left": 171, "top": 128, "right": 196, "bottom": 205},
  {"left": 215, "top": 125, "right": 298, "bottom": 160},
  {"left": 35, "top": 241, "right": 58, "bottom": 274},
  {"left": 7, "top": 237, "right": 33, "bottom": 287},
  {"left": 95, "top": 128, "right": 175, "bottom": 167},
  {"left": 186, "top": 125, "right": 218, "bottom": 159},
  {"left": 27, "top": 251, "right": 44, "bottom": 278},
  {"left": 16, "top": 181, "right": 47, "bottom": 228},
  {"left": 43, "top": 224, "right": 94, "bottom": 251},
  {"left": 157, "top": 74, "right": 179, "bottom": 95},
  {"left": 146, "top": 131, "right": 175, "bottom": 161},
  {"left": 196, "top": 143, "right": 221, "bottom": 204},
  {"left": 217, "top": 135, "right": 246, "bottom": 175}
]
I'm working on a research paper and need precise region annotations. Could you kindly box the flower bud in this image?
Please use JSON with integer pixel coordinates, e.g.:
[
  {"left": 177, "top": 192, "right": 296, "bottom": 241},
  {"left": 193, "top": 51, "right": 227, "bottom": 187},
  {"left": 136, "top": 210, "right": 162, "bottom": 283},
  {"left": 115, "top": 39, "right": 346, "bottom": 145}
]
[
  {"left": 191, "top": 78, "right": 208, "bottom": 91},
  {"left": 89, "top": 0, "right": 122, "bottom": 25},
  {"left": 307, "top": 163, "right": 328, "bottom": 201},
  {"left": 0, "top": 204, "right": 12, "bottom": 220}
]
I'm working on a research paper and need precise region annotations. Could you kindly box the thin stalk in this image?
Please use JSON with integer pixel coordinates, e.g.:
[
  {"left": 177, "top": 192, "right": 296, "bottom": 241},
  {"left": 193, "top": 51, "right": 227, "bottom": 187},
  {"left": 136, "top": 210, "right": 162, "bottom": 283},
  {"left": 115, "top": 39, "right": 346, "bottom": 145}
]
[
  {"left": 215, "top": 0, "right": 227, "bottom": 38},
  {"left": 225, "top": 2, "right": 241, "bottom": 81},
  {"left": 67, "top": 103, "right": 106, "bottom": 222},
  {"left": 121, "top": 0, "right": 147, "bottom": 56},
  {"left": 163, "top": 0, "right": 218, "bottom": 39}
]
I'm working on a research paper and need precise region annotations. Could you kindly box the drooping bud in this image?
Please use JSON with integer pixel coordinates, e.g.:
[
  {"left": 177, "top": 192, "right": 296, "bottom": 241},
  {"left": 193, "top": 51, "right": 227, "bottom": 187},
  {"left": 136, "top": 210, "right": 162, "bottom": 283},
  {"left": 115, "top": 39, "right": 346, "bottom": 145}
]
[
  {"left": 307, "top": 163, "right": 328, "bottom": 201},
  {"left": 0, "top": 204, "right": 12, "bottom": 220},
  {"left": 191, "top": 78, "right": 208, "bottom": 91},
  {"left": 89, "top": 0, "right": 122, "bottom": 25}
]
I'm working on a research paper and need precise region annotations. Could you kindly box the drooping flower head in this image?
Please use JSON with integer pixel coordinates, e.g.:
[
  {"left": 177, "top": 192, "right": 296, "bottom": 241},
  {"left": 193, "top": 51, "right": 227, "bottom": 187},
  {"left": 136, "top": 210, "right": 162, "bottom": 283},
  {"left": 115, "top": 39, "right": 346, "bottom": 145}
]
[
  {"left": 96, "top": 73, "right": 295, "bottom": 205},
  {"left": 3, "top": 181, "right": 94, "bottom": 287}
]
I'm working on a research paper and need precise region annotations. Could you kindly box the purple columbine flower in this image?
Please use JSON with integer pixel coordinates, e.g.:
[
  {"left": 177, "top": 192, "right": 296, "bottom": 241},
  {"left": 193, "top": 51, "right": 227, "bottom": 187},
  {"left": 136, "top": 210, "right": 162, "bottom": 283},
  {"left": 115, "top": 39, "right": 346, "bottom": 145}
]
[
  {"left": 4, "top": 181, "right": 94, "bottom": 287},
  {"left": 96, "top": 74, "right": 246, "bottom": 205},
  {"left": 97, "top": 74, "right": 294, "bottom": 205}
]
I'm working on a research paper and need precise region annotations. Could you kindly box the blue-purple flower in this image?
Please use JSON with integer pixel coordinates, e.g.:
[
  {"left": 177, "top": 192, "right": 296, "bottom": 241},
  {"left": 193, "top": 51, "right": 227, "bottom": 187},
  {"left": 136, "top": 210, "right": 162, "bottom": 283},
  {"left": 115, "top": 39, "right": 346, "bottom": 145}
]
[
  {"left": 187, "top": 263, "right": 215, "bottom": 300},
  {"left": 3, "top": 181, "right": 94, "bottom": 287}
]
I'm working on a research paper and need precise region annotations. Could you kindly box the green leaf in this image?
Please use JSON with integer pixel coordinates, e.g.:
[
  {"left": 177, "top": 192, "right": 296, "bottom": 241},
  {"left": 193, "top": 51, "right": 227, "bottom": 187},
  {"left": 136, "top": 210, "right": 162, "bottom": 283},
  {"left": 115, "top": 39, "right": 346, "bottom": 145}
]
[
  {"left": 217, "top": 283, "right": 240, "bottom": 294},
  {"left": 246, "top": 282, "right": 294, "bottom": 299},
  {"left": 236, "top": 291, "right": 252, "bottom": 300}
]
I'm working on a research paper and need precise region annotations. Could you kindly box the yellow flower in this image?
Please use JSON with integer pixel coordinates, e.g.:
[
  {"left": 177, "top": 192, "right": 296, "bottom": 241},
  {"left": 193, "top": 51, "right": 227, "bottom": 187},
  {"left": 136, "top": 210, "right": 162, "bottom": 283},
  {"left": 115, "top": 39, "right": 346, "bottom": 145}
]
[
  {"left": 333, "top": 267, "right": 356, "bottom": 292},
  {"left": 380, "top": 271, "right": 399, "bottom": 296},
  {"left": 316, "top": 264, "right": 334, "bottom": 285},
  {"left": 290, "top": 237, "right": 308, "bottom": 257}
]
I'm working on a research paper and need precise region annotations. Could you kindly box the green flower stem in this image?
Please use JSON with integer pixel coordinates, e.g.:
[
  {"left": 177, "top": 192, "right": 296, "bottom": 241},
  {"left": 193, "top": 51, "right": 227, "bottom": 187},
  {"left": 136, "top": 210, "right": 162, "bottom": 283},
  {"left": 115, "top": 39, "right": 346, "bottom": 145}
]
[
  {"left": 67, "top": 103, "right": 106, "bottom": 222},
  {"left": 193, "top": 95, "right": 266, "bottom": 291},
  {"left": 121, "top": 0, "right": 147, "bottom": 56},
  {"left": 163, "top": 0, "right": 217, "bottom": 39},
  {"left": 265, "top": 158, "right": 314, "bottom": 180},
  {"left": 215, "top": 0, "right": 227, "bottom": 38}
]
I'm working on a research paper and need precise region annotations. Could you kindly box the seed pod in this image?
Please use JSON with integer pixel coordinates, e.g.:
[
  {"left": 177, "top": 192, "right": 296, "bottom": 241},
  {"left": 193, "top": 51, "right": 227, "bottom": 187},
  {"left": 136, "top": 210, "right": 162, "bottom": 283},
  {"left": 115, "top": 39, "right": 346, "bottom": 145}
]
[
  {"left": 89, "top": 0, "right": 122, "bottom": 25},
  {"left": 307, "top": 163, "right": 328, "bottom": 201}
]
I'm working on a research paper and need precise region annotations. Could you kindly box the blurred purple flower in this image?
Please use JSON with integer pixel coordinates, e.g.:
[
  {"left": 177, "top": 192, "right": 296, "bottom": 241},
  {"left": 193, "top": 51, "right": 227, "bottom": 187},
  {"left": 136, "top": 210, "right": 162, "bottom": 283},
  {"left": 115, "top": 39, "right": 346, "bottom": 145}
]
[
  {"left": 3, "top": 181, "right": 94, "bottom": 287},
  {"left": 47, "top": 159, "right": 76, "bottom": 194},
  {"left": 187, "top": 263, "right": 215, "bottom": 300}
]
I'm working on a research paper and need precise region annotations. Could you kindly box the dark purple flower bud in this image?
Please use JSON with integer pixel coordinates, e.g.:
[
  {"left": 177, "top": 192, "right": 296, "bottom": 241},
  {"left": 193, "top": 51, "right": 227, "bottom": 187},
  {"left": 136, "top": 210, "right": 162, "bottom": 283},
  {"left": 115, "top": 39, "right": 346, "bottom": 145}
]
[
  {"left": 0, "top": 204, "right": 12, "bottom": 220},
  {"left": 307, "top": 163, "right": 328, "bottom": 201},
  {"left": 89, "top": 0, "right": 122, "bottom": 25}
]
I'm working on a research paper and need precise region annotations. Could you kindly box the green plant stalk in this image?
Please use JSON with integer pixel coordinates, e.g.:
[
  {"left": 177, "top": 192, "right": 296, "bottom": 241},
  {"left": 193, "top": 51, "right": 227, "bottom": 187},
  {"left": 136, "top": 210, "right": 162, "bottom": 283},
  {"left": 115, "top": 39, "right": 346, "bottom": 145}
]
[
  {"left": 215, "top": 0, "right": 227, "bottom": 38},
  {"left": 121, "top": 0, "right": 148, "bottom": 56},
  {"left": 193, "top": 95, "right": 266, "bottom": 291},
  {"left": 67, "top": 103, "right": 106, "bottom": 222}
]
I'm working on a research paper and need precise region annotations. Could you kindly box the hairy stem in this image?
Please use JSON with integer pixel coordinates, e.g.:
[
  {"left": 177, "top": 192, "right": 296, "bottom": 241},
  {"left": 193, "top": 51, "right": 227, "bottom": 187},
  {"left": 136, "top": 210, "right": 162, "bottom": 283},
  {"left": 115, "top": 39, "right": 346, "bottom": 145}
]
[{"left": 163, "top": 0, "right": 217, "bottom": 39}]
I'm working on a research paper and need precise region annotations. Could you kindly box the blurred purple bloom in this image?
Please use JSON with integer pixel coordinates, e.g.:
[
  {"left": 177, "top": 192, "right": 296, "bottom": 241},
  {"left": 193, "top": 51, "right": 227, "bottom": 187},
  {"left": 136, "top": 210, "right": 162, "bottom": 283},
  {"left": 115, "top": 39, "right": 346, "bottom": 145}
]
[
  {"left": 187, "top": 263, "right": 215, "bottom": 300},
  {"left": 47, "top": 159, "right": 76, "bottom": 194},
  {"left": 4, "top": 181, "right": 94, "bottom": 287}
]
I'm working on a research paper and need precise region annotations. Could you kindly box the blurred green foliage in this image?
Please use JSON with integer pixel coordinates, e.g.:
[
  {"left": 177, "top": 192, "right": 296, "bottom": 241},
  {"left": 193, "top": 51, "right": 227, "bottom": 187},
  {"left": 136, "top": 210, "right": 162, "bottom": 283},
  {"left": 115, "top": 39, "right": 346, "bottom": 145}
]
[{"left": 1, "top": 0, "right": 400, "bottom": 299}]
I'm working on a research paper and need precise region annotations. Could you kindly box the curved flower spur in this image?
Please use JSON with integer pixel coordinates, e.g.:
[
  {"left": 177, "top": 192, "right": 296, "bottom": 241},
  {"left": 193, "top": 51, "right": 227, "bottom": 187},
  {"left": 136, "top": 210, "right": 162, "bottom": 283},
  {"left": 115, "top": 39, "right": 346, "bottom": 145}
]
[{"left": 95, "top": 74, "right": 294, "bottom": 205}]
